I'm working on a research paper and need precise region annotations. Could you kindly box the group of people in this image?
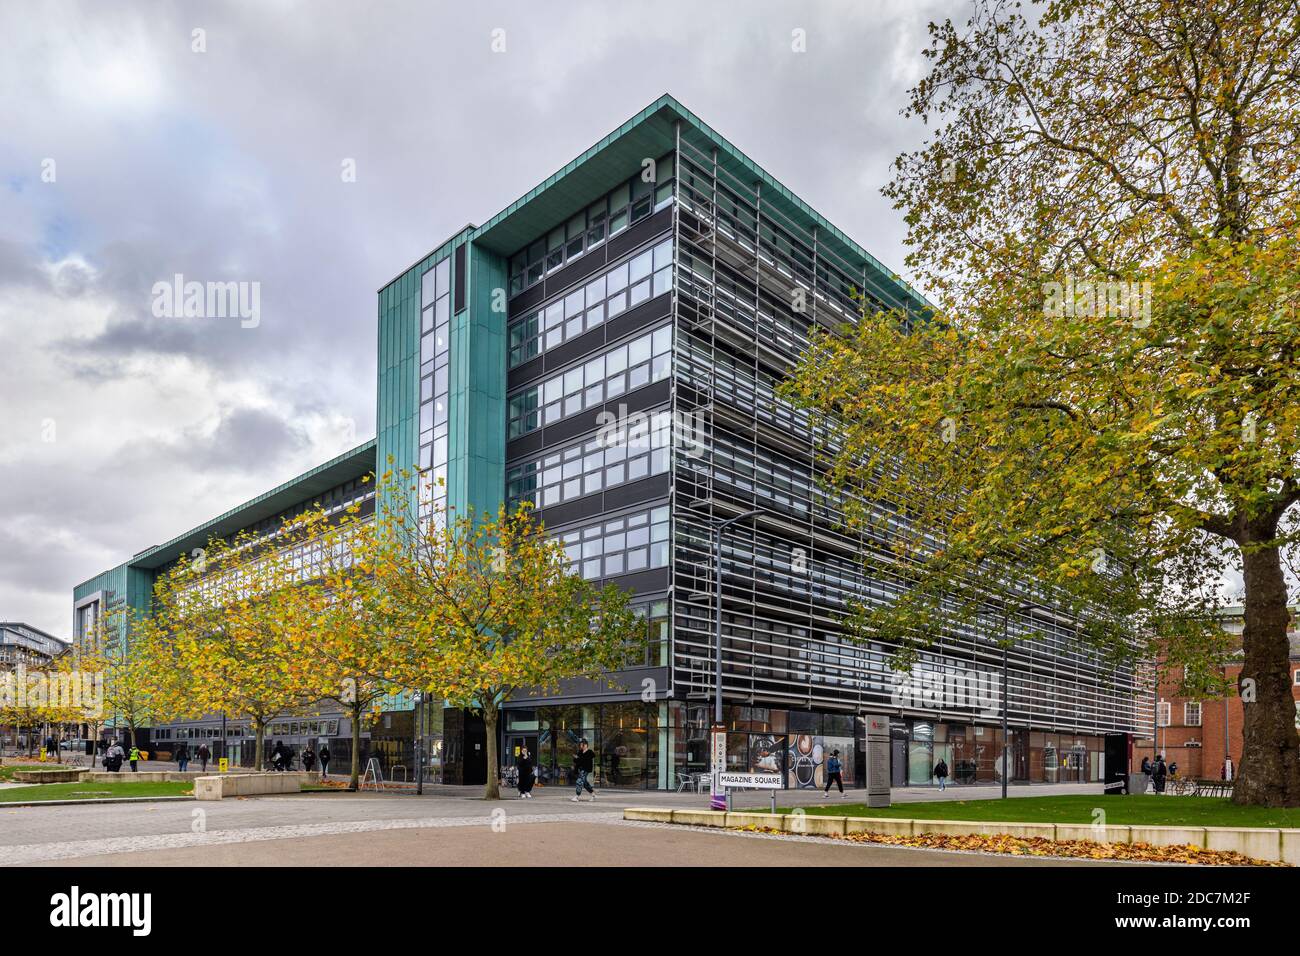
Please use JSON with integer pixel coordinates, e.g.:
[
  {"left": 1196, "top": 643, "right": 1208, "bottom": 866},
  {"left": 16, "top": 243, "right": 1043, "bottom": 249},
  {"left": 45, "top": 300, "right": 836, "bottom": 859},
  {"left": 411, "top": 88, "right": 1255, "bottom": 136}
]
[
  {"left": 172, "top": 742, "right": 213, "bottom": 773},
  {"left": 508, "top": 738, "right": 597, "bottom": 801},
  {"left": 100, "top": 741, "right": 141, "bottom": 772},
  {"left": 512, "top": 740, "right": 850, "bottom": 802},
  {"left": 268, "top": 741, "right": 330, "bottom": 775},
  {"left": 1140, "top": 754, "right": 1180, "bottom": 792}
]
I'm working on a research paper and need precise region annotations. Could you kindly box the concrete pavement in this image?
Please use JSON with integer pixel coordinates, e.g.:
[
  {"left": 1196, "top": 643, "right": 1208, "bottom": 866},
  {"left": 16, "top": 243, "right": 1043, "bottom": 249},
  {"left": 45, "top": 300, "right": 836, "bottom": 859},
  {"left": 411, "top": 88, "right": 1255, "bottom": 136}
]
[
  {"left": 29, "top": 819, "right": 1126, "bottom": 867},
  {"left": 0, "top": 781, "right": 1129, "bottom": 867}
]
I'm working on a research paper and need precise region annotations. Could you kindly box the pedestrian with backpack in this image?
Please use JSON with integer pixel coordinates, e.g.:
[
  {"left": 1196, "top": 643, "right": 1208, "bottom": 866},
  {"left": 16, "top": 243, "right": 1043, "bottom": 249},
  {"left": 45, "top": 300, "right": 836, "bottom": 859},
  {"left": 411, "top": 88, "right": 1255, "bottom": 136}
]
[{"left": 823, "top": 749, "right": 845, "bottom": 796}]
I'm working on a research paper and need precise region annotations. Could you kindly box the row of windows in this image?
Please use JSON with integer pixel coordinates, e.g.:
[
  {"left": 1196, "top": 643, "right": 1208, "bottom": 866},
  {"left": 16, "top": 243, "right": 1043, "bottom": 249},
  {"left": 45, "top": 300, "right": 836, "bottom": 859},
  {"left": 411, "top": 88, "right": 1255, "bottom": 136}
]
[
  {"left": 507, "top": 412, "right": 672, "bottom": 509},
  {"left": 507, "top": 325, "right": 673, "bottom": 438},
  {"left": 175, "top": 518, "right": 371, "bottom": 607},
  {"left": 560, "top": 505, "right": 670, "bottom": 581},
  {"left": 418, "top": 256, "right": 453, "bottom": 501},
  {"left": 508, "top": 238, "right": 673, "bottom": 367},
  {"left": 509, "top": 155, "right": 675, "bottom": 295}
]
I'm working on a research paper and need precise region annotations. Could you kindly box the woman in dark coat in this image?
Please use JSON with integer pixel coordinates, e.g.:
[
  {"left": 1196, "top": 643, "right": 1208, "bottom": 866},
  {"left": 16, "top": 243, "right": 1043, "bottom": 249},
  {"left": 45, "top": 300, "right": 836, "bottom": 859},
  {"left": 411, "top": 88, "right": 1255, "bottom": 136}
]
[
  {"left": 302, "top": 745, "right": 316, "bottom": 773},
  {"left": 517, "top": 746, "right": 536, "bottom": 799}
]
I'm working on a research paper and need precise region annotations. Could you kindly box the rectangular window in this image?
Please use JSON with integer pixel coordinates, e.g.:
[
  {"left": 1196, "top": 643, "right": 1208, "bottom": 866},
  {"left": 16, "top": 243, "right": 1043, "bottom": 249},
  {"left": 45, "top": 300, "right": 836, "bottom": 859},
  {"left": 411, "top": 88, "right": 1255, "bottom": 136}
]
[
  {"left": 505, "top": 327, "right": 671, "bottom": 437},
  {"left": 1184, "top": 702, "right": 1202, "bottom": 727},
  {"left": 506, "top": 240, "right": 672, "bottom": 367}
]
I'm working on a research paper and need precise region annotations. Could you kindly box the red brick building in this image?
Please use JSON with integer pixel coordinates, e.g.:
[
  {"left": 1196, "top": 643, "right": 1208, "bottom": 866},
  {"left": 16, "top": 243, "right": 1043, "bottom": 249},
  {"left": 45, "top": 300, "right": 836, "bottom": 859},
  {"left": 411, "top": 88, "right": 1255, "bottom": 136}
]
[{"left": 1150, "top": 606, "right": 1300, "bottom": 779}]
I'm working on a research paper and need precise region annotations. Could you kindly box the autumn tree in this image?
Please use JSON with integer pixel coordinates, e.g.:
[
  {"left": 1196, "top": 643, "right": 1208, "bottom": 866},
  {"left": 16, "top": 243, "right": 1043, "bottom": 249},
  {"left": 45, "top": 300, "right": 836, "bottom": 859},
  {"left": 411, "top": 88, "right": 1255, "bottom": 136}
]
[
  {"left": 785, "top": 0, "right": 1300, "bottom": 804},
  {"left": 146, "top": 515, "right": 331, "bottom": 770},
  {"left": 0, "top": 653, "right": 93, "bottom": 762},
  {"left": 298, "top": 488, "right": 405, "bottom": 790},
  {"left": 81, "top": 609, "right": 165, "bottom": 752},
  {"left": 375, "top": 473, "right": 642, "bottom": 800}
]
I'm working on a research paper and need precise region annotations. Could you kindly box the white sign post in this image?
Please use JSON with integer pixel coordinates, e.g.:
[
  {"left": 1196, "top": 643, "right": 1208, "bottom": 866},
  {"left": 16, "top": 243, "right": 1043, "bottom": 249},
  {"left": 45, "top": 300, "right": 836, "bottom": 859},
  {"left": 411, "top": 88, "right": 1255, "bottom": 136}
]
[
  {"left": 709, "top": 726, "right": 727, "bottom": 810},
  {"left": 718, "top": 771, "right": 783, "bottom": 812}
]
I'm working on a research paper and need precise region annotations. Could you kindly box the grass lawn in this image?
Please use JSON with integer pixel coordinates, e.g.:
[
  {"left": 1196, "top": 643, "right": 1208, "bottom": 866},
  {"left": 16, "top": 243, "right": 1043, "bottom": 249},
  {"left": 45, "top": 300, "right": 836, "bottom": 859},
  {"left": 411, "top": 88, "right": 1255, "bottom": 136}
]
[
  {"left": 0, "top": 763, "right": 52, "bottom": 783},
  {"left": 0, "top": 781, "right": 194, "bottom": 803},
  {"left": 784, "top": 794, "right": 1300, "bottom": 829}
]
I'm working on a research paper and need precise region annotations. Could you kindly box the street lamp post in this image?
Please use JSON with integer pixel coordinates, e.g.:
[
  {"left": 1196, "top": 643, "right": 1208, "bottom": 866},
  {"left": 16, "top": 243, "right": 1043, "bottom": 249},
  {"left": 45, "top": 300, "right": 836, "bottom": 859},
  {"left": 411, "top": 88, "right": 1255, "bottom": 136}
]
[
  {"left": 413, "top": 691, "right": 424, "bottom": 796},
  {"left": 998, "top": 601, "right": 1037, "bottom": 800},
  {"left": 705, "top": 507, "right": 765, "bottom": 811}
]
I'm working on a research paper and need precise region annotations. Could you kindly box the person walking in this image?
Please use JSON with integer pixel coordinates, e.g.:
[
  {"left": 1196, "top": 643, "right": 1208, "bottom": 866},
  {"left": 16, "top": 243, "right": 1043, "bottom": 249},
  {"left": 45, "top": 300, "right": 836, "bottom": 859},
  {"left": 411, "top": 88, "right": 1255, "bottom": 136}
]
[
  {"left": 517, "top": 745, "right": 536, "bottom": 799},
  {"left": 934, "top": 756, "right": 949, "bottom": 792},
  {"left": 823, "top": 749, "right": 845, "bottom": 796},
  {"left": 175, "top": 741, "right": 190, "bottom": 773},
  {"left": 1152, "top": 754, "right": 1168, "bottom": 793},
  {"left": 196, "top": 743, "right": 210, "bottom": 772},
  {"left": 128, "top": 744, "right": 141, "bottom": 772},
  {"left": 319, "top": 744, "right": 331, "bottom": 778},
  {"left": 302, "top": 744, "right": 316, "bottom": 773},
  {"left": 106, "top": 741, "right": 124, "bottom": 773},
  {"left": 569, "top": 738, "right": 597, "bottom": 802}
]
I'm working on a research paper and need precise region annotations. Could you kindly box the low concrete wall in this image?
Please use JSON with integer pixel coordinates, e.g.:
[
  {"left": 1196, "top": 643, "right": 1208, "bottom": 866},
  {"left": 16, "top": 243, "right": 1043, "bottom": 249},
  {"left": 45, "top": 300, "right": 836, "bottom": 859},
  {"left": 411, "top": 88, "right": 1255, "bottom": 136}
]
[
  {"left": 194, "top": 772, "right": 320, "bottom": 801},
  {"left": 670, "top": 809, "right": 727, "bottom": 827},
  {"left": 725, "top": 811, "right": 780, "bottom": 829},
  {"left": 624, "top": 807, "right": 673, "bottom": 823},
  {"left": 1281, "top": 829, "right": 1300, "bottom": 866},
  {"left": 1128, "top": 825, "right": 1207, "bottom": 849},
  {"left": 78, "top": 771, "right": 218, "bottom": 784},
  {"left": 1054, "top": 824, "right": 1132, "bottom": 844},
  {"left": 1206, "top": 826, "right": 1281, "bottom": 862},
  {"left": 622, "top": 809, "right": 1298, "bottom": 865},
  {"left": 846, "top": 816, "right": 915, "bottom": 838},
  {"left": 784, "top": 813, "right": 846, "bottom": 837},
  {"left": 12, "top": 769, "right": 83, "bottom": 783}
]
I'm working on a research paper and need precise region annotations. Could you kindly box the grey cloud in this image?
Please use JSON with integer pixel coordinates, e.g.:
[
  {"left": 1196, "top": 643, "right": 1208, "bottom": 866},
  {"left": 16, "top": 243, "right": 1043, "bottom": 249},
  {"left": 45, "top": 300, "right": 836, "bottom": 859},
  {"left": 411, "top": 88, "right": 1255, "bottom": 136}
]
[{"left": 0, "top": 0, "right": 970, "bottom": 637}]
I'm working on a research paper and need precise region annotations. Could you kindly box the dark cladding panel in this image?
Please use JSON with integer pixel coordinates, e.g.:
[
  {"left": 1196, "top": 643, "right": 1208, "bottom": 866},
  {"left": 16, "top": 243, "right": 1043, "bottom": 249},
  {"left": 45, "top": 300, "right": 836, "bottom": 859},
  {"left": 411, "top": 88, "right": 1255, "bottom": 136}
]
[{"left": 454, "top": 244, "right": 467, "bottom": 313}]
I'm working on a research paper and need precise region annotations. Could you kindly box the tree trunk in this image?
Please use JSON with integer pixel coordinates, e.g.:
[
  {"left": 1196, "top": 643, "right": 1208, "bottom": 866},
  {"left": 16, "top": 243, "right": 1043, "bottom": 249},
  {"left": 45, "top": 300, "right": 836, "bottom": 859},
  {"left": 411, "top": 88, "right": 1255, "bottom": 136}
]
[
  {"left": 253, "top": 718, "right": 265, "bottom": 772},
  {"left": 349, "top": 699, "right": 362, "bottom": 791},
  {"left": 483, "top": 704, "right": 500, "bottom": 800},
  {"left": 1233, "top": 540, "right": 1300, "bottom": 806}
]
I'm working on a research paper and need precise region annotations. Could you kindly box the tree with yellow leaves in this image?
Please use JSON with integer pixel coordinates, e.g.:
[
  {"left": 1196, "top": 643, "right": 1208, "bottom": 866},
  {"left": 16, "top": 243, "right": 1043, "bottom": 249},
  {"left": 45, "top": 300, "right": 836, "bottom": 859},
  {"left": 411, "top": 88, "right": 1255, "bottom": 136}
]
[
  {"left": 0, "top": 655, "right": 91, "bottom": 762},
  {"left": 296, "top": 487, "right": 405, "bottom": 790},
  {"left": 79, "top": 607, "right": 166, "bottom": 753},
  {"left": 373, "top": 471, "right": 643, "bottom": 800},
  {"left": 785, "top": 0, "right": 1300, "bottom": 805},
  {"left": 144, "top": 513, "right": 334, "bottom": 770}
]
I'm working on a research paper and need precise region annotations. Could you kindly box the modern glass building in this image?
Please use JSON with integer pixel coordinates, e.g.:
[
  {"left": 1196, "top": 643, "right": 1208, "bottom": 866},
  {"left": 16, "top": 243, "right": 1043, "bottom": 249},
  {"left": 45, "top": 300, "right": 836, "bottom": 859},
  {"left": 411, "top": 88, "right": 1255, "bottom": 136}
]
[{"left": 75, "top": 95, "right": 1151, "bottom": 789}]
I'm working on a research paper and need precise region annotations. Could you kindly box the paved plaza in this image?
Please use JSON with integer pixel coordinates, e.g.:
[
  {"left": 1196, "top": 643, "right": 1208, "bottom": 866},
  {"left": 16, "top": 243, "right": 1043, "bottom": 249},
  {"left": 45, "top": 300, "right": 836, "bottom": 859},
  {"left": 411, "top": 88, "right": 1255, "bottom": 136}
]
[{"left": 0, "top": 782, "right": 1140, "bottom": 867}]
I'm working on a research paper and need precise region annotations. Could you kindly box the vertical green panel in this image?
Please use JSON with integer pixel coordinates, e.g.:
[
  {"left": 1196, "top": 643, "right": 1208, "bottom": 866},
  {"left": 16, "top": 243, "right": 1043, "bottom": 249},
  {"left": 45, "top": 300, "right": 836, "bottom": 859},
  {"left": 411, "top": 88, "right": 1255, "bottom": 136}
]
[{"left": 447, "top": 240, "right": 507, "bottom": 520}]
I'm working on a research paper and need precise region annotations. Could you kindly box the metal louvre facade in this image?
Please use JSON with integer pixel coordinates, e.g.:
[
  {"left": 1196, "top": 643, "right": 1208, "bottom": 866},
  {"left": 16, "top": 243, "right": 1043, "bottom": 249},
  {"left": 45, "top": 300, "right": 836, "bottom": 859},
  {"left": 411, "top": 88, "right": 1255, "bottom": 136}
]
[{"left": 664, "top": 125, "right": 1150, "bottom": 739}]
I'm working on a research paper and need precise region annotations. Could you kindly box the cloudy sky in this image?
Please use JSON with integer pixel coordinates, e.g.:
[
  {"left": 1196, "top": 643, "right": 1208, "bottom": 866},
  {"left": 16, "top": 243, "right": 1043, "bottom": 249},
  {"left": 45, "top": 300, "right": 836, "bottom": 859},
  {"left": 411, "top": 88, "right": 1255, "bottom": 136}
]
[{"left": 0, "top": 0, "right": 968, "bottom": 638}]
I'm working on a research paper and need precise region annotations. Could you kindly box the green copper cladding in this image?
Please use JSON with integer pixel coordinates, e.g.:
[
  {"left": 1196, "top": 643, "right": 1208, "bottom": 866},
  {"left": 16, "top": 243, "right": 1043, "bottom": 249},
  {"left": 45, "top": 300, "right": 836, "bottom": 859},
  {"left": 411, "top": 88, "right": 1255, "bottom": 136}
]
[
  {"left": 446, "top": 240, "right": 506, "bottom": 519},
  {"left": 72, "top": 562, "right": 153, "bottom": 651},
  {"left": 374, "top": 94, "right": 930, "bottom": 523}
]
